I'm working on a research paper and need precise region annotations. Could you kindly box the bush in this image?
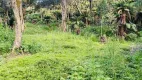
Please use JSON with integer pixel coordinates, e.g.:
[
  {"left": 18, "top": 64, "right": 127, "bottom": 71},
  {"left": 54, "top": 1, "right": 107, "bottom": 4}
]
[
  {"left": 22, "top": 42, "right": 42, "bottom": 54},
  {"left": 106, "top": 30, "right": 114, "bottom": 37},
  {"left": 26, "top": 13, "right": 41, "bottom": 23},
  {"left": 52, "top": 10, "right": 62, "bottom": 20},
  {"left": 81, "top": 26, "right": 114, "bottom": 37},
  {"left": 138, "top": 31, "right": 142, "bottom": 37},
  {"left": 0, "top": 43, "right": 12, "bottom": 55},
  {"left": 81, "top": 27, "right": 99, "bottom": 36},
  {"left": 137, "top": 37, "right": 142, "bottom": 42},
  {"left": 0, "top": 25, "right": 14, "bottom": 43},
  {"left": 125, "top": 33, "right": 137, "bottom": 41},
  {"left": 0, "top": 24, "right": 14, "bottom": 54}
]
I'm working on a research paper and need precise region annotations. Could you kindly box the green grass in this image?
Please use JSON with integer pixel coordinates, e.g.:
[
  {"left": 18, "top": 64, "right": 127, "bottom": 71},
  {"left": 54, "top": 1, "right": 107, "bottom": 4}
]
[{"left": 0, "top": 23, "right": 141, "bottom": 80}]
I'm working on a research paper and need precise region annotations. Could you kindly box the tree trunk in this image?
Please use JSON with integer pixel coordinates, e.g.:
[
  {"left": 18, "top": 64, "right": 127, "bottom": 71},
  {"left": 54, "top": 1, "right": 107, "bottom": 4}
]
[
  {"left": 61, "top": 0, "right": 67, "bottom": 32},
  {"left": 11, "top": 0, "right": 24, "bottom": 53},
  {"left": 89, "top": 0, "right": 92, "bottom": 12},
  {"left": 118, "top": 13, "right": 127, "bottom": 40},
  {"left": 118, "top": 25, "right": 127, "bottom": 40}
]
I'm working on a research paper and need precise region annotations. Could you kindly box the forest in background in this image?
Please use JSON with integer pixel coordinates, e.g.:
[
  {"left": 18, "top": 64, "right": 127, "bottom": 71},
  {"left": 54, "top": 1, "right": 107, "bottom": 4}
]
[{"left": 0, "top": 0, "right": 142, "bottom": 80}]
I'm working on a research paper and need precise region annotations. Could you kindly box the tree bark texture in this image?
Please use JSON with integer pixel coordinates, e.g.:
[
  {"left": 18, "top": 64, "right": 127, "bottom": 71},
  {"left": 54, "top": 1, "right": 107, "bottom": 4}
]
[
  {"left": 11, "top": 0, "right": 24, "bottom": 53},
  {"left": 61, "top": 0, "right": 67, "bottom": 32}
]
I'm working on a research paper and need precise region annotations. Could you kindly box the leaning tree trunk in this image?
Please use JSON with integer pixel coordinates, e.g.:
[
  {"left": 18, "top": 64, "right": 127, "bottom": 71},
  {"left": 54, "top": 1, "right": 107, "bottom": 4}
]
[
  {"left": 61, "top": 0, "right": 67, "bottom": 32},
  {"left": 11, "top": 0, "right": 24, "bottom": 53}
]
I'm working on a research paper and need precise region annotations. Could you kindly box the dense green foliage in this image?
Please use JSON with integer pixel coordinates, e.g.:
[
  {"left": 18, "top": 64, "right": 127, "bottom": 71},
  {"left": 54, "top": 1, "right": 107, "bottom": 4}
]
[
  {"left": 0, "top": 24, "right": 14, "bottom": 55},
  {"left": 0, "top": 23, "right": 141, "bottom": 80},
  {"left": 0, "top": 0, "right": 142, "bottom": 80}
]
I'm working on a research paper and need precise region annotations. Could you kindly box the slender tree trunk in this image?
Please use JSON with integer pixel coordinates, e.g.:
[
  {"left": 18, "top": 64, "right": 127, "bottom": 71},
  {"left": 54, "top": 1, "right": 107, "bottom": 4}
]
[
  {"left": 11, "top": 0, "right": 24, "bottom": 53},
  {"left": 85, "top": 17, "right": 88, "bottom": 26},
  {"left": 89, "top": 0, "right": 92, "bottom": 12},
  {"left": 20, "top": 4, "right": 25, "bottom": 32},
  {"left": 61, "top": 0, "right": 67, "bottom": 32}
]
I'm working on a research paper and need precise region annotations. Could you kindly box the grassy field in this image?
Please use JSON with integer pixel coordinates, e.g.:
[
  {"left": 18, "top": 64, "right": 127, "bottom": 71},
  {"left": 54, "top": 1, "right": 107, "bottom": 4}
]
[{"left": 0, "top": 23, "right": 141, "bottom": 80}]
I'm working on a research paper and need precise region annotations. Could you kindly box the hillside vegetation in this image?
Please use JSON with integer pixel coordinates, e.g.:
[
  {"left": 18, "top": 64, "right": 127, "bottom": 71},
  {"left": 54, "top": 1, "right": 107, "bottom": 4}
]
[
  {"left": 0, "top": 0, "right": 142, "bottom": 80},
  {"left": 0, "top": 23, "right": 141, "bottom": 80}
]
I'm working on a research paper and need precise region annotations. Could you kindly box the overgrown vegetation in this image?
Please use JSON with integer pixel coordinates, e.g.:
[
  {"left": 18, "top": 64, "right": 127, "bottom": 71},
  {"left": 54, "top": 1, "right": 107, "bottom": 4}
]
[
  {"left": 0, "top": 0, "right": 142, "bottom": 80},
  {"left": 0, "top": 24, "right": 14, "bottom": 55},
  {"left": 0, "top": 23, "right": 141, "bottom": 80}
]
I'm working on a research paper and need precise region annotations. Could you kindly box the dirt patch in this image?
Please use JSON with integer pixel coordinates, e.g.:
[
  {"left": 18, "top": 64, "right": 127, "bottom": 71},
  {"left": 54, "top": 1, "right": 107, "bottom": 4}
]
[{"left": 6, "top": 53, "right": 31, "bottom": 61}]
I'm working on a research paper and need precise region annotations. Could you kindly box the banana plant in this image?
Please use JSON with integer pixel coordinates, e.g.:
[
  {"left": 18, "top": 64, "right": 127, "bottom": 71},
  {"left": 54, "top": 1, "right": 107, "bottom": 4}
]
[{"left": 114, "top": 1, "right": 136, "bottom": 39}]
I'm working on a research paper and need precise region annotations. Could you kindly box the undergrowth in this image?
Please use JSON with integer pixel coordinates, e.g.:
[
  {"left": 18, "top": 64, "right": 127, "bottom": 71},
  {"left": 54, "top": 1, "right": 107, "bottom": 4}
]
[{"left": 0, "top": 23, "right": 141, "bottom": 80}]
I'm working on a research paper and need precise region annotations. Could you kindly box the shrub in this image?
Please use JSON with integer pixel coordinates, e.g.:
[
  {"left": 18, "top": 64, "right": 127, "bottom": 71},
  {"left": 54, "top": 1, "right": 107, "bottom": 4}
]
[
  {"left": 0, "top": 24, "right": 14, "bottom": 54},
  {"left": 138, "top": 31, "right": 142, "bottom": 37},
  {"left": 0, "top": 25, "right": 14, "bottom": 43},
  {"left": 0, "top": 43, "right": 12, "bottom": 55},
  {"left": 81, "top": 26, "right": 114, "bottom": 37},
  {"left": 47, "top": 22, "right": 59, "bottom": 31},
  {"left": 106, "top": 30, "right": 114, "bottom": 37},
  {"left": 137, "top": 37, "right": 142, "bottom": 42},
  {"left": 52, "top": 10, "right": 62, "bottom": 20},
  {"left": 43, "top": 15, "right": 53, "bottom": 24},
  {"left": 26, "top": 13, "right": 41, "bottom": 23},
  {"left": 81, "top": 27, "right": 99, "bottom": 36},
  {"left": 22, "top": 42, "right": 42, "bottom": 54},
  {"left": 125, "top": 33, "right": 137, "bottom": 41}
]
